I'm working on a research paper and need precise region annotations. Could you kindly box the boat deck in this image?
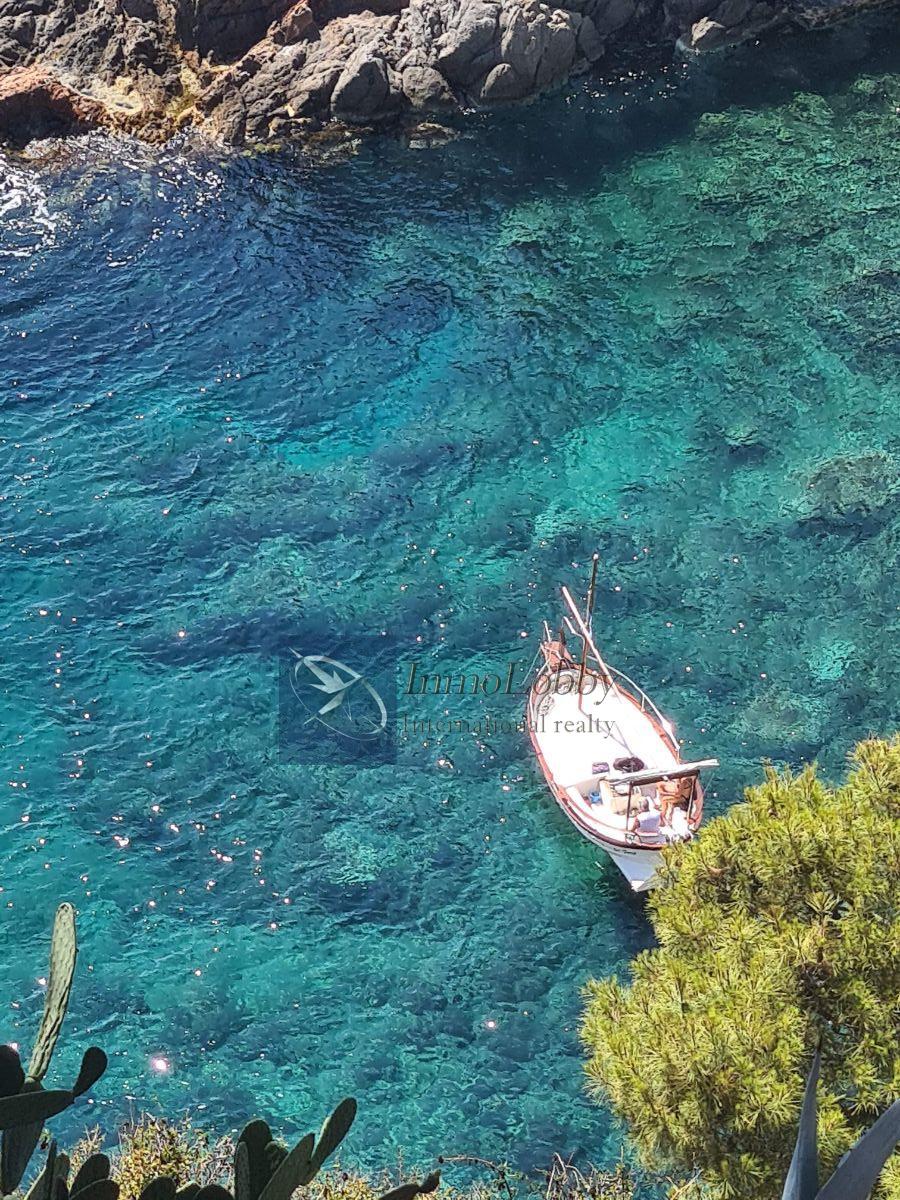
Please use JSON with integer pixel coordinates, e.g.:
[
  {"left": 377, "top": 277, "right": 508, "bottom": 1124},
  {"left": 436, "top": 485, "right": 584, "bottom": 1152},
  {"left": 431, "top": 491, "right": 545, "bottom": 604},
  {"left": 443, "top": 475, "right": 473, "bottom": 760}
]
[{"left": 532, "top": 677, "right": 678, "bottom": 790}]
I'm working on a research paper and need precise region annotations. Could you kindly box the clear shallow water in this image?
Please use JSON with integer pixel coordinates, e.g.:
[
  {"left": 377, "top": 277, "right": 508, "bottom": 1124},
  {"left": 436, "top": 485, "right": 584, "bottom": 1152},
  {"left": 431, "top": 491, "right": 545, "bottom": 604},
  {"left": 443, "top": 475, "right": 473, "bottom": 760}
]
[{"left": 2, "top": 16, "right": 900, "bottom": 1174}]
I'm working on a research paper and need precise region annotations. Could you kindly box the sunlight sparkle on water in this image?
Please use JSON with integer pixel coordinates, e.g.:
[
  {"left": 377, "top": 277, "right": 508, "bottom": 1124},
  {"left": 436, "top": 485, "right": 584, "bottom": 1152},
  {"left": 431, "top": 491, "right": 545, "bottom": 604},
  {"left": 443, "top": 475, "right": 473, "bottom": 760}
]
[{"left": 2, "top": 20, "right": 900, "bottom": 1170}]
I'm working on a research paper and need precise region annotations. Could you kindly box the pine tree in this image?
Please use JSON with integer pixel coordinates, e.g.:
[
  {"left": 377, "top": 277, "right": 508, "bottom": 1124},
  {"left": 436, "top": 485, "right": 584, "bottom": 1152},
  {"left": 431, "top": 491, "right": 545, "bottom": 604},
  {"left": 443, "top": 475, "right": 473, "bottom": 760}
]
[{"left": 580, "top": 737, "right": 900, "bottom": 1200}]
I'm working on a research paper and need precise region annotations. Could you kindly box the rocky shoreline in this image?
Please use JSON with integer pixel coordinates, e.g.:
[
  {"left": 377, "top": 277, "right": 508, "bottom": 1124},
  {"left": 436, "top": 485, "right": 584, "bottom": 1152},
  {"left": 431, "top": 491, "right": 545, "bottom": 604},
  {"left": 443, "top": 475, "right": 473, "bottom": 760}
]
[{"left": 0, "top": 0, "right": 893, "bottom": 149}]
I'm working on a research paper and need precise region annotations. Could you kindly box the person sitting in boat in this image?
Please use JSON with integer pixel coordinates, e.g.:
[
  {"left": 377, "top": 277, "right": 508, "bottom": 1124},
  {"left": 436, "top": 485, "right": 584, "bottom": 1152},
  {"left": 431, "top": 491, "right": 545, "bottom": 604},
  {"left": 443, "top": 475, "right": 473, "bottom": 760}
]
[
  {"left": 542, "top": 628, "right": 573, "bottom": 672},
  {"left": 672, "top": 801, "right": 691, "bottom": 840},
  {"left": 657, "top": 775, "right": 694, "bottom": 828},
  {"left": 629, "top": 802, "right": 661, "bottom": 837}
]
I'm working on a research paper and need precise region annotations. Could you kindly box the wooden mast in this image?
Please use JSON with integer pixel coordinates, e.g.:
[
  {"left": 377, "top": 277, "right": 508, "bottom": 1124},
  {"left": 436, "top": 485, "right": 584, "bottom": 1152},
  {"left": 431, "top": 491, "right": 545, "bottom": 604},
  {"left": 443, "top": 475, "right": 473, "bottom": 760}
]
[
  {"left": 562, "top": 584, "right": 615, "bottom": 691},
  {"left": 586, "top": 552, "right": 599, "bottom": 633},
  {"left": 577, "top": 553, "right": 600, "bottom": 697}
]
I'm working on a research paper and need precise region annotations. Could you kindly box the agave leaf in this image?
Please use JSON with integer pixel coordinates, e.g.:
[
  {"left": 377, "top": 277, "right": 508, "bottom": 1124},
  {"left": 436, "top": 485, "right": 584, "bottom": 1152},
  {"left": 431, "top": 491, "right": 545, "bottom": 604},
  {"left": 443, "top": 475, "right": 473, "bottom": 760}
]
[
  {"left": 0, "top": 1087, "right": 73, "bottom": 1130},
  {"left": 0, "top": 1046, "right": 25, "bottom": 1099},
  {"left": 234, "top": 1141, "right": 252, "bottom": 1200},
  {"left": 53, "top": 1150, "right": 71, "bottom": 1200},
  {"left": 292, "top": 1134, "right": 318, "bottom": 1188},
  {"left": 0, "top": 1086, "right": 73, "bottom": 1193},
  {"left": 782, "top": 1051, "right": 820, "bottom": 1200},
  {"left": 73, "top": 1048, "right": 107, "bottom": 1098},
  {"left": 264, "top": 1143, "right": 288, "bottom": 1175},
  {"left": 311, "top": 1099, "right": 357, "bottom": 1173},
  {"left": 378, "top": 1176, "right": 440, "bottom": 1200},
  {"left": 378, "top": 1186, "right": 423, "bottom": 1200},
  {"left": 28, "top": 904, "right": 77, "bottom": 1085},
  {"left": 71, "top": 1154, "right": 112, "bottom": 1194},
  {"left": 1, "top": 1106, "right": 46, "bottom": 1193},
  {"left": 815, "top": 1098, "right": 900, "bottom": 1200}
]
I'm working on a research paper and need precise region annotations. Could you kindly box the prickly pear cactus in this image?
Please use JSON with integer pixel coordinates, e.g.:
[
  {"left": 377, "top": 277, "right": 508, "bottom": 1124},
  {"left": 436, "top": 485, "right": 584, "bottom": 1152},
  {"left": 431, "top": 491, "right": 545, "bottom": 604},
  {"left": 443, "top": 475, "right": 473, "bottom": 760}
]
[
  {"left": 28, "top": 903, "right": 77, "bottom": 1085},
  {"left": 378, "top": 1174, "right": 441, "bottom": 1200},
  {"left": 0, "top": 905, "right": 107, "bottom": 1196},
  {"left": 223, "top": 1100, "right": 359, "bottom": 1200}
]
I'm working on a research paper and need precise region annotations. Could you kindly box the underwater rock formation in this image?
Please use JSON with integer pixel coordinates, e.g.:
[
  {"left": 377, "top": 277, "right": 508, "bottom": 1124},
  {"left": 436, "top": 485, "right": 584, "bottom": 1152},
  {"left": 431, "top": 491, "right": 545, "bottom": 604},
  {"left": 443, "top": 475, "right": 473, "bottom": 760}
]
[{"left": 0, "top": 0, "right": 893, "bottom": 147}]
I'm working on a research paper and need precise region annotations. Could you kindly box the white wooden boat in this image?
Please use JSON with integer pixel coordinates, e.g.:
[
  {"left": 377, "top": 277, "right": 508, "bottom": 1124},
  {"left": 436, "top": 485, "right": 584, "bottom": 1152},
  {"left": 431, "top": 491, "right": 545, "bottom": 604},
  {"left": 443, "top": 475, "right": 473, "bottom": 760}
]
[{"left": 527, "top": 557, "right": 718, "bottom": 892}]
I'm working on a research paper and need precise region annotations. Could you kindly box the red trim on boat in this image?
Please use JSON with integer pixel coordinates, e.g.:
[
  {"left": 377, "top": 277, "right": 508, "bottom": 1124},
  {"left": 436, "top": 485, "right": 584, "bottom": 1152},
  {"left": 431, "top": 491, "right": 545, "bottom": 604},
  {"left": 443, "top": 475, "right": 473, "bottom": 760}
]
[{"left": 526, "top": 659, "right": 704, "bottom": 849}]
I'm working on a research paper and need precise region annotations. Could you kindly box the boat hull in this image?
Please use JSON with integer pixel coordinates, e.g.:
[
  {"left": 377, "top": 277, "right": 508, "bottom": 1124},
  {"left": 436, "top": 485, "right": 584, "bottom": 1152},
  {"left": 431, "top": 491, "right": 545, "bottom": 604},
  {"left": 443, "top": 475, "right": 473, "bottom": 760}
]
[
  {"left": 594, "top": 841, "right": 663, "bottom": 893},
  {"left": 526, "top": 659, "right": 699, "bottom": 892},
  {"left": 527, "top": 709, "right": 666, "bottom": 891}
]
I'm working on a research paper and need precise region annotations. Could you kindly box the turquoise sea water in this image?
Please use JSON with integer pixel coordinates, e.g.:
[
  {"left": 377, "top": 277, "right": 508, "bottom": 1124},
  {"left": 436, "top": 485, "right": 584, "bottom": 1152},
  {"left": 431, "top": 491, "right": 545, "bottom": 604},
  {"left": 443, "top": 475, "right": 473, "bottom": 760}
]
[{"left": 2, "top": 16, "right": 900, "bottom": 1174}]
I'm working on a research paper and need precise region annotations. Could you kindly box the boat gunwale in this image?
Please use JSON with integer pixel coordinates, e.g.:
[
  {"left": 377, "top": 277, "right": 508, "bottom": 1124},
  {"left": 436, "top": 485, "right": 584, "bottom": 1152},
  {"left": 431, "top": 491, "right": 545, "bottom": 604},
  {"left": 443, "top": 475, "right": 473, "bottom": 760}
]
[{"left": 526, "top": 659, "right": 704, "bottom": 851}]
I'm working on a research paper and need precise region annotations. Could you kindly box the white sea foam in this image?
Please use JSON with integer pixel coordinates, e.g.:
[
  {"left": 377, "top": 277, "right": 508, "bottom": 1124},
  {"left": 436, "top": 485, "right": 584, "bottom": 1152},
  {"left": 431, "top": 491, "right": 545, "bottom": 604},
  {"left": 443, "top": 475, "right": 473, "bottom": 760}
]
[{"left": 0, "top": 156, "right": 63, "bottom": 257}]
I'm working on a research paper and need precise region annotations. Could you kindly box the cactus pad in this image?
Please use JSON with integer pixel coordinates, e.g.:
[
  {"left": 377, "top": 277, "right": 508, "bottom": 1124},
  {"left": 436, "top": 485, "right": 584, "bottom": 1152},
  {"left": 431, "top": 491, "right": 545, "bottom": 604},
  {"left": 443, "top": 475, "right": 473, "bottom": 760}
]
[
  {"left": 28, "top": 904, "right": 77, "bottom": 1085},
  {"left": 71, "top": 1154, "right": 112, "bottom": 1195}
]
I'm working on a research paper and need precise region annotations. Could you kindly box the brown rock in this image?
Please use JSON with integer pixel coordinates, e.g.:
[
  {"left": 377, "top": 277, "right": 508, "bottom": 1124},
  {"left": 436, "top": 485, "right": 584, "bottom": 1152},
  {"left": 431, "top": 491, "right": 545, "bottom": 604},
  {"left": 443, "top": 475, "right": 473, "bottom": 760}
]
[
  {"left": 270, "top": 0, "right": 317, "bottom": 43},
  {"left": 330, "top": 49, "right": 393, "bottom": 116},
  {"left": 0, "top": 65, "right": 108, "bottom": 145},
  {"left": 0, "top": 0, "right": 798, "bottom": 151},
  {"left": 401, "top": 62, "right": 455, "bottom": 106},
  {"left": 478, "top": 59, "right": 527, "bottom": 100}
]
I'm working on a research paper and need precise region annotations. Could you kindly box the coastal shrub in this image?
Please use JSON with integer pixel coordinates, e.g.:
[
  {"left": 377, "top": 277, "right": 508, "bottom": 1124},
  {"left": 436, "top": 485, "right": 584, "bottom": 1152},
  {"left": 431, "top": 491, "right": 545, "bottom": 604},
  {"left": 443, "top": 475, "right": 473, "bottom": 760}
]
[
  {"left": 89, "top": 1117, "right": 234, "bottom": 1200},
  {"left": 580, "top": 737, "right": 900, "bottom": 1200},
  {"left": 780, "top": 1049, "right": 900, "bottom": 1200},
  {"left": 65, "top": 1138, "right": 641, "bottom": 1200}
]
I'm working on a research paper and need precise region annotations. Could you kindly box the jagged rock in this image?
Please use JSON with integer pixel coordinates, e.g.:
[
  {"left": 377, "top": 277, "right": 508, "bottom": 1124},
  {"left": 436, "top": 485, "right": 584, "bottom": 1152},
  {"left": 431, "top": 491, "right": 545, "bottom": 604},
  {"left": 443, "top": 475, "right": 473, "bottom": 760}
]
[
  {"left": 122, "top": 0, "right": 157, "bottom": 18},
  {"left": 0, "top": 38, "right": 21, "bottom": 66},
  {"left": 400, "top": 60, "right": 455, "bottom": 106},
  {"left": 175, "top": 0, "right": 292, "bottom": 60},
  {"left": 685, "top": 13, "right": 728, "bottom": 44},
  {"left": 269, "top": 1, "right": 316, "bottom": 44},
  {"left": 588, "top": 0, "right": 634, "bottom": 34},
  {"left": 0, "top": 0, "right": 877, "bottom": 149},
  {"left": 435, "top": 2, "right": 499, "bottom": 84},
  {"left": 331, "top": 48, "right": 392, "bottom": 116},
  {"left": 405, "top": 117, "right": 457, "bottom": 144},
  {"left": 535, "top": 10, "right": 577, "bottom": 85},
  {"left": 500, "top": 3, "right": 542, "bottom": 80},
  {"left": 0, "top": 64, "right": 108, "bottom": 143},
  {"left": 289, "top": 60, "right": 343, "bottom": 112},
  {"left": 663, "top": 0, "right": 719, "bottom": 31},
  {"left": 681, "top": 0, "right": 782, "bottom": 49},
  {"left": 479, "top": 59, "right": 526, "bottom": 98},
  {"left": 9, "top": 13, "right": 36, "bottom": 45},
  {"left": 499, "top": 1, "right": 577, "bottom": 89},
  {"left": 576, "top": 14, "right": 604, "bottom": 60}
]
